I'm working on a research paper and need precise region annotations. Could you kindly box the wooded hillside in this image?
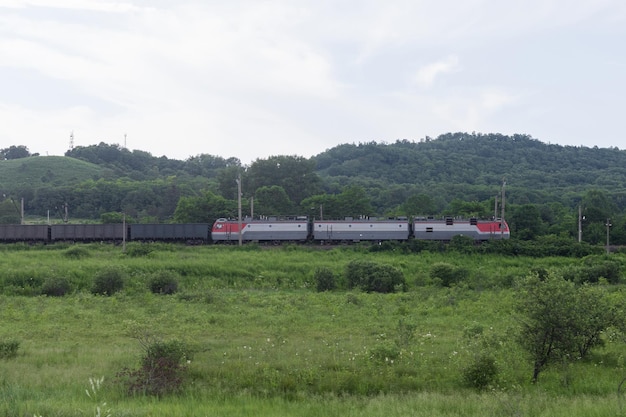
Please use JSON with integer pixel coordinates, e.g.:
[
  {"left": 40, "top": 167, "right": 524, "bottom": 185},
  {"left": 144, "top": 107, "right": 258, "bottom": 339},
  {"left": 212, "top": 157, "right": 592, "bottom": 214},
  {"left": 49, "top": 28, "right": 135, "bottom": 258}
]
[{"left": 1, "top": 133, "right": 625, "bottom": 244}]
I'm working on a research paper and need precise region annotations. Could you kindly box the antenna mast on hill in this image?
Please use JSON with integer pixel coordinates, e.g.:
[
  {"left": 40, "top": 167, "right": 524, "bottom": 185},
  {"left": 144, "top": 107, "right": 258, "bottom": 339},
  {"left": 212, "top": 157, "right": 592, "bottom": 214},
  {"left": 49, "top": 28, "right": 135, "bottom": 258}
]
[
  {"left": 124, "top": 133, "right": 127, "bottom": 149},
  {"left": 69, "top": 131, "right": 74, "bottom": 151}
]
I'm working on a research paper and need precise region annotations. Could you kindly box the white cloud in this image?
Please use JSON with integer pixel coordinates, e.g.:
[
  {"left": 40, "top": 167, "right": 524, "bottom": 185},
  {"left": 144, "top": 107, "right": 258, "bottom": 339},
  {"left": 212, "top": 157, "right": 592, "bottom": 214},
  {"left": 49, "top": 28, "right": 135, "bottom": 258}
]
[
  {"left": 1, "top": 0, "right": 625, "bottom": 163},
  {"left": 413, "top": 56, "right": 460, "bottom": 88},
  {"left": 0, "top": 0, "right": 142, "bottom": 12}
]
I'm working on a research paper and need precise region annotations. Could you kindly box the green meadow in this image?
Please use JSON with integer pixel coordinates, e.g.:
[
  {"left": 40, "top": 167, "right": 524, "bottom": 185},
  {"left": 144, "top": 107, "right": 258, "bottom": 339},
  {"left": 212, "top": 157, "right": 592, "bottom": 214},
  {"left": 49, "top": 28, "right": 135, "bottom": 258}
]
[{"left": 1, "top": 243, "right": 625, "bottom": 416}]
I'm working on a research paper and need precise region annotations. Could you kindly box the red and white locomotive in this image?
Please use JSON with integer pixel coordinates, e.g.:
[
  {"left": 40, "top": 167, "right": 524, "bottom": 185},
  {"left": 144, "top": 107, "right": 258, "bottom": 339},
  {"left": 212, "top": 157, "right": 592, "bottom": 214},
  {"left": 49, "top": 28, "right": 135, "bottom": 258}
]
[
  {"left": 211, "top": 216, "right": 509, "bottom": 243},
  {"left": 412, "top": 217, "right": 509, "bottom": 241},
  {"left": 211, "top": 216, "right": 310, "bottom": 243}
]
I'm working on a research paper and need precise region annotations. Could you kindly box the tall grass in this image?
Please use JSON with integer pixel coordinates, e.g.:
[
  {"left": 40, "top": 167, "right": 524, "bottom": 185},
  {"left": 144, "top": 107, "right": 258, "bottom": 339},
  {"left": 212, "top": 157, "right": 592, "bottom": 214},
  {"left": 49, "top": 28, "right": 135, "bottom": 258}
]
[{"left": 0, "top": 244, "right": 624, "bottom": 415}]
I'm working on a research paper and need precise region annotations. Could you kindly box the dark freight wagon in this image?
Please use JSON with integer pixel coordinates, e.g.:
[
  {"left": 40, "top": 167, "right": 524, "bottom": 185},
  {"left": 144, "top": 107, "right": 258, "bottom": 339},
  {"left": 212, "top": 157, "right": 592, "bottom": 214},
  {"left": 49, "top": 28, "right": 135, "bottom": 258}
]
[
  {"left": 129, "top": 223, "right": 210, "bottom": 242},
  {"left": 0, "top": 224, "right": 49, "bottom": 241},
  {"left": 50, "top": 224, "right": 125, "bottom": 241}
]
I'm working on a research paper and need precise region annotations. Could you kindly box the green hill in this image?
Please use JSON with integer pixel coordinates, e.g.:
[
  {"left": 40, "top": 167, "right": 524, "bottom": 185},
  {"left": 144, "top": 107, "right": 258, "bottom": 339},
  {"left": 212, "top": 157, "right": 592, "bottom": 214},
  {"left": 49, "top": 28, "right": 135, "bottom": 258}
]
[
  {"left": 0, "top": 156, "right": 105, "bottom": 196},
  {"left": 315, "top": 133, "right": 626, "bottom": 190}
]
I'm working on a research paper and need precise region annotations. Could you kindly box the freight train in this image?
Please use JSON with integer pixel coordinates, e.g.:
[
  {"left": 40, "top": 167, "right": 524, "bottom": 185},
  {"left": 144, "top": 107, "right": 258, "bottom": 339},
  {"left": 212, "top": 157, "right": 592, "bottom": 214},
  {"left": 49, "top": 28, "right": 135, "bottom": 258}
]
[{"left": 0, "top": 216, "right": 509, "bottom": 244}]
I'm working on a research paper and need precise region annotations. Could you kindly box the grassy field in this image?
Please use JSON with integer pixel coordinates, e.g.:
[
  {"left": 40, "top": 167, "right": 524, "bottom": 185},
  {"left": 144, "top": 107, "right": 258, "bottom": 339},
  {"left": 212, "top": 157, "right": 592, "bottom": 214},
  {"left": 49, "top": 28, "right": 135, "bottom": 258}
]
[{"left": 1, "top": 243, "right": 625, "bottom": 416}]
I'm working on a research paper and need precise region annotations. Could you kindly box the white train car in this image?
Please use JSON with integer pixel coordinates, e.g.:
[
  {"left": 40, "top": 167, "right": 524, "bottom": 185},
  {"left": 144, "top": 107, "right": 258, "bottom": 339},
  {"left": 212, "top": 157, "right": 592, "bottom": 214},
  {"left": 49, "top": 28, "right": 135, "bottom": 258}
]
[
  {"left": 211, "top": 217, "right": 310, "bottom": 243},
  {"left": 313, "top": 218, "right": 410, "bottom": 242},
  {"left": 412, "top": 217, "right": 510, "bottom": 241}
]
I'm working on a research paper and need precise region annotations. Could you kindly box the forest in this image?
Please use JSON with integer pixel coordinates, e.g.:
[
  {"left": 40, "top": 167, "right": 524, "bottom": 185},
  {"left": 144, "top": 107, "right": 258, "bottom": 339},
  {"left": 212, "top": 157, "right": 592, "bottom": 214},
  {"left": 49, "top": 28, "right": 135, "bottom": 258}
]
[{"left": 1, "top": 132, "right": 626, "bottom": 245}]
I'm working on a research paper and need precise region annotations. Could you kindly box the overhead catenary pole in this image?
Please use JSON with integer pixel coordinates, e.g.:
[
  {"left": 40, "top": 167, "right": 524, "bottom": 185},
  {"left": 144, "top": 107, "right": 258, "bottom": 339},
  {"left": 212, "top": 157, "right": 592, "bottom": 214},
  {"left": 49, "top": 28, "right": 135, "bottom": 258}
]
[
  {"left": 606, "top": 218, "right": 612, "bottom": 255},
  {"left": 578, "top": 205, "right": 582, "bottom": 243},
  {"left": 494, "top": 195, "right": 498, "bottom": 220},
  {"left": 122, "top": 212, "right": 126, "bottom": 253},
  {"left": 236, "top": 174, "right": 242, "bottom": 246},
  {"left": 500, "top": 179, "right": 506, "bottom": 237}
]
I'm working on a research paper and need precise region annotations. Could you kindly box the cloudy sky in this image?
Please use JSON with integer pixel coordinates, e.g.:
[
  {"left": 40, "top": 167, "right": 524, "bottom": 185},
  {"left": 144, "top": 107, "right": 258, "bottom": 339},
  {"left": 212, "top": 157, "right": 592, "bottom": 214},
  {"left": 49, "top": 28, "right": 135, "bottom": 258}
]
[{"left": 1, "top": 0, "right": 624, "bottom": 164}]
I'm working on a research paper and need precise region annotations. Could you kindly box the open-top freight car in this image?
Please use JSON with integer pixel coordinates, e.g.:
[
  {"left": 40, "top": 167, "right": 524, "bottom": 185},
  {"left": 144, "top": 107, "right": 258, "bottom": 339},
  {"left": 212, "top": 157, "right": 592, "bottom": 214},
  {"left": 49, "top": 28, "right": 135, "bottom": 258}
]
[
  {"left": 50, "top": 223, "right": 125, "bottom": 241},
  {"left": 0, "top": 224, "right": 49, "bottom": 241},
  {"left": 129, "top": 223, "right": 210, "bottom": 243}
]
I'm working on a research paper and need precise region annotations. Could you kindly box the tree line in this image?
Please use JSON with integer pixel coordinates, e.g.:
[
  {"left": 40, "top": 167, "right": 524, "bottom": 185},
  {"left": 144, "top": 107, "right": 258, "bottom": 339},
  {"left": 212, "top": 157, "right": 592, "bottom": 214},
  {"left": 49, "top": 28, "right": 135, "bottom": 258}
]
[{"left": 1, "top": 135, "right": 626, "bottom": 245}]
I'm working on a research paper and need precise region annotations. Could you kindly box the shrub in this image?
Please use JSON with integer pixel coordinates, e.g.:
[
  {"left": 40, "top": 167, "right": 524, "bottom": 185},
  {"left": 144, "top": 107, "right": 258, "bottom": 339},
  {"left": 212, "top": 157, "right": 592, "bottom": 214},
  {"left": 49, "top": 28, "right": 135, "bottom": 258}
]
[
  {"left": 430, "top": 262, "right": 468, "bottom": 287},
  {"left": 0, "top": 339, "right": 20, "bottom": 359},
  {"left": 63, "top": 246, "right": 90, "bottom": 259},
  {"left": 461, "top": 353, "right": 498, "bottom": 390},
  {"left": 92, "top": 266, "right": 125, "bottom": 296},
  {"left": 314, "top": 267, "right": 336, "bottom": 292},
  {"left": 345, "top": 260, "right": 406, "bottom": 293},
  {"left": 148, "top": 271, "right": 179, "bottom": 295},
  {"left": 117, "top": 339, "right": 190, "bottom": 396},
  {"left": 448, "top": 235, "right": 476, "bottom": 254},
  {"left": 370, "top": 341, "right": 400, "bottom": 364},
  {"left": 580, "top": 256, "right": 622, "bottom": 284},
  {"left": 125, "top": 243, "right": 154, "bottom": 257},
  {"left": 561, "top": 257, "right": 622, "bottom": 285},
  {"left": 41, "top": 276, "right": 71, "bottom": 297}
]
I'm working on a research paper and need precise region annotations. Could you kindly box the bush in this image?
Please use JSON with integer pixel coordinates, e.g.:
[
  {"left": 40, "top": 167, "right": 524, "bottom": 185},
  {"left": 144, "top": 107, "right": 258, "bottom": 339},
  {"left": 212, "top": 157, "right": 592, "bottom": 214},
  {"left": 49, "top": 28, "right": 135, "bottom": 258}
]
[
  {"left": 461, "top": 354, "right": 498, "bottom": 390},
  {"left": 124, "top": 243, "right": 154, "bottom": 257},
  {"left": 561, "top": 257, "right": 622, "bottom": 285},
  {"left": 448, "top": 235, "right": 476, "bottom": 254},
  {"left": 0, "top": 339, "right": 20, "bottom": 359},
  {"left": 92, "top": 266, "right": 125, "bottom": 296},
  {"left": 580, "top": 256, "right": 622, "bottom": 284},
  {"left": 345, "top": 260, "right": 406, "bottom": 293},
  {"left": 41, "top": 276, "right": 71, "bottom": 297},
  {"left": 117, "top": 339, "right": 190, "bottom": 396},
  {"left": 63, "top": 246, "right": 90, "bottom": 259},
  {"left": 148, "top": 271, "right": 179, "bottom": 295},
  {"left": 430, "top": 262, "right": 468, "bottom": 287},
  {"left": 314, "top": 267, "right": 336, "bottom": 292}
]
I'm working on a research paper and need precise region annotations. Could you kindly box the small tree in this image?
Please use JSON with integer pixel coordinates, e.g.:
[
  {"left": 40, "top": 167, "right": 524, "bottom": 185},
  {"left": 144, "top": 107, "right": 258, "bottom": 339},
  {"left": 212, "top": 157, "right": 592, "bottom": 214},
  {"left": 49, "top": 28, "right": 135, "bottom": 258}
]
[
  {"left": 345, "top": 260, "right": 406, "bottom": 293},
  {"left": 516, "top": 272, "right": 615, "bottom": 383},
  {"left": 461, "top": 353, "right": 498, "bottom": 390},
  {"left": 148, "top": 271, "right": 179, "bottom": 295},
  {"left": 573, "top": 284, "right": 616, "bottom": 357},
  {"left": 314, "top": 267, "right": 337, "bottom": 292},
  {"left": 92, "top": 266, "right": 125, "bottom": 296},
  {"left": 117, "top": 339, "right": 190, "bottom": 396},
  {"left": 517, "top": 273, "right": 578, "bottom": 383},
  {"left": 430, "top": 262, "right": 468, "bottom": 287},
  {"left": 41, "top": 277, "right": 71, "bottom": 297},
  {"left": 0, "top": 145, "right": 31, "bottom": 160}
]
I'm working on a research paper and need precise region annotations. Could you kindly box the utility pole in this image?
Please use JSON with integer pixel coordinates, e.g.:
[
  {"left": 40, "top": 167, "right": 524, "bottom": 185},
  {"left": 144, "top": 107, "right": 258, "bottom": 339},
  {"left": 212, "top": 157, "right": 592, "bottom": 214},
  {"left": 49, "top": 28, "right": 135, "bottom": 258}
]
[
  {"left": 494, "top": 195, "right": 498, "bottom": 220},
  {"left": 122, "top": 212, "right": 126, "bottom": 253},
  {"left": 578, "top": 205, "right": 583, "bottom": 243},
  {"left": 500, "top": 179, "right": 506, "bottom": 237},
  {"left": 236, "top": 174, "right": 242, "bottom": 246},
  {"left": 606, "top": 218, "right": 612, "bottom": 255}
]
